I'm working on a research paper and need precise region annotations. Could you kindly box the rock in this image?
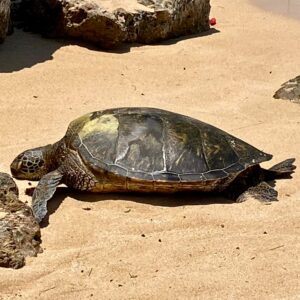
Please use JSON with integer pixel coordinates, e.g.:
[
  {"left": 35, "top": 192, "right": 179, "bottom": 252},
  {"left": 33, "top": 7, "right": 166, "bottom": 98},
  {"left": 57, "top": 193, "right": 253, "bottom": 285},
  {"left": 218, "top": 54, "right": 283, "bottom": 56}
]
[
  {"left": 0, "top": 0, "right": 11, "bottom": 43},
  {"left": 274, "top": 75, "right": 300, "bottom": 102},
  {"left": 0, "top": 172, "right": 42, "bottom": 269},
  {"left": 17, "top": 0, "right": 210, "bottom": 48}
]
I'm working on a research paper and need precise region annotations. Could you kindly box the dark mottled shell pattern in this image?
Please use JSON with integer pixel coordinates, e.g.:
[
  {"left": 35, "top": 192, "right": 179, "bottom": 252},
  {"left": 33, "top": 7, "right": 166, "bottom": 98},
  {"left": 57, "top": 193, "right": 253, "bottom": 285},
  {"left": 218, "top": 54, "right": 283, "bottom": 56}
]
[{"left": 64, "top": 107, "right": 271, "bottom": 190}]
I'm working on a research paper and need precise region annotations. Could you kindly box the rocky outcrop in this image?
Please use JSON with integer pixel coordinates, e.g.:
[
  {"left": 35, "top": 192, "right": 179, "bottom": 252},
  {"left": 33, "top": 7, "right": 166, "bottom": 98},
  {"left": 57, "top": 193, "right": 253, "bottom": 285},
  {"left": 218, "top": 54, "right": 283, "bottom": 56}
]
[
  {"left": 17, "top": 0, "right": 210, "bottom": 48},
  {"left": 0, "top": 0, "right": 11, "bottom": 43},
  {"left": 0, "top": 172, "right": 42, "bottom": 269},
  {"left": 274, "top": 75, "right": 300, "bottom": 102}
]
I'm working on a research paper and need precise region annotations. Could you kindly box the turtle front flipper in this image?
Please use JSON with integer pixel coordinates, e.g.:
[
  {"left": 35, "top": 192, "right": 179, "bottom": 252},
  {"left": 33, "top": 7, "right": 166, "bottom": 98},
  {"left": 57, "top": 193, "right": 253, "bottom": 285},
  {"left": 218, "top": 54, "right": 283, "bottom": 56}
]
[
  {"left": 32, "top": 169, "right": 63, "bottom": 223},
  {"left": 236, "top": 182, "right": 278, "bottom": 203}
]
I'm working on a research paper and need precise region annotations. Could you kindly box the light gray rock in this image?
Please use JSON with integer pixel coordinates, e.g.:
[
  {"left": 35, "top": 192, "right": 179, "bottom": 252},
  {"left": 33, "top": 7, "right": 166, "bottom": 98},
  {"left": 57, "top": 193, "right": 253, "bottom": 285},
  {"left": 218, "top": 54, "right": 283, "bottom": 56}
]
[
  {"left": 0, "top": 0, "right": 11, "bottom": 43},
  {"left": 274, "top": 75, "right": 300, "bottom": 103},
  {"left": 18, "top": 0, "right": 210, "bottom": 48}
]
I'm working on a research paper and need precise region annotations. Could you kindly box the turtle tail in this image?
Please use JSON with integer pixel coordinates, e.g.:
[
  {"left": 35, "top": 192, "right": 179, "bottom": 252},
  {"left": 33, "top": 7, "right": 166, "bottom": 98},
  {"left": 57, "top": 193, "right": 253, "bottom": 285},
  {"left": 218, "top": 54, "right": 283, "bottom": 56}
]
[{"left": 265, "top": 158, "right": 296, "bottom": 180}]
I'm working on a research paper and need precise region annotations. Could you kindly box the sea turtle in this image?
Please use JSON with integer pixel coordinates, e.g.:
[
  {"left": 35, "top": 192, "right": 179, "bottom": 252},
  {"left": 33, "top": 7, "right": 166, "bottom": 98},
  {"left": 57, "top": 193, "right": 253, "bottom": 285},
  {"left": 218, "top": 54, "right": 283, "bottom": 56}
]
[
  {"left": 10, "top": 107, "right": 296, "bottom": 223},
  {"left": 0, "top": 172, "right": 42, "bottom": 269}
]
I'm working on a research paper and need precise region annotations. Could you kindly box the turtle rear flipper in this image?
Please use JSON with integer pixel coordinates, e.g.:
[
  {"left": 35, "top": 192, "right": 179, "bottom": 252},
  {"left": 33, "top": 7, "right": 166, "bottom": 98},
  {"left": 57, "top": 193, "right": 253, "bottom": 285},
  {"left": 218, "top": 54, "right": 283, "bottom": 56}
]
[
  {"left": 32, "top": 169, "right": 63, "bottom": 223},
  {"left": 237, "top": 182, "right": 278, "bottom": 203},
  {"left": 267, "top": 158, "right": 296, "bottom": 179}
]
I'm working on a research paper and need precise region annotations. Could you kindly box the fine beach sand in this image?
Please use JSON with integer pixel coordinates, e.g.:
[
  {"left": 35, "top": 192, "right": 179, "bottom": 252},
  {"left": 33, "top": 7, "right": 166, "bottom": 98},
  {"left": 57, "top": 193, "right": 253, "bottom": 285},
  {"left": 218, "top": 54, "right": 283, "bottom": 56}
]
[{"left": 0, "top": 0, "right": 299, "bottom": 299}]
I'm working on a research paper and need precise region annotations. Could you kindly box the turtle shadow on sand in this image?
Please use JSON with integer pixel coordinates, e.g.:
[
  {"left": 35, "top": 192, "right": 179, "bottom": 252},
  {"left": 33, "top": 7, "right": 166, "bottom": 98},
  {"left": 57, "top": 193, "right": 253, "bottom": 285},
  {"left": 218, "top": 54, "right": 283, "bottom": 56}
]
[
  {"left": 40, "top": 182, "right": 270, "bottom": 228},
  {"left": 41, "top": 180, "right": 279, "bottom": 228},
  {"left": 41, "top": 177, "right": 278, "bottom": 228}
]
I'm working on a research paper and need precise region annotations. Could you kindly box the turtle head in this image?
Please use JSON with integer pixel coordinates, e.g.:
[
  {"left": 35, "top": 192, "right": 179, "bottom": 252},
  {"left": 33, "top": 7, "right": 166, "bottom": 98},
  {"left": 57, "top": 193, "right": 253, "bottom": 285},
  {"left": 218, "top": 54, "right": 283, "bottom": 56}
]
[{"left": 10, "top": 145, "right": 52, "bottom": 180}]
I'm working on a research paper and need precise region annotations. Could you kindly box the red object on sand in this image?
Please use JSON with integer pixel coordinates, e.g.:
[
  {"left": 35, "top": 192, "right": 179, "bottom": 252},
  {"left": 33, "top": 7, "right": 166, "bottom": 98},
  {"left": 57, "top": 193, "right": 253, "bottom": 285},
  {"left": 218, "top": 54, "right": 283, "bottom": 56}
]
[{"left": 210, "top": 18, "right": 217, "bottom": 26}]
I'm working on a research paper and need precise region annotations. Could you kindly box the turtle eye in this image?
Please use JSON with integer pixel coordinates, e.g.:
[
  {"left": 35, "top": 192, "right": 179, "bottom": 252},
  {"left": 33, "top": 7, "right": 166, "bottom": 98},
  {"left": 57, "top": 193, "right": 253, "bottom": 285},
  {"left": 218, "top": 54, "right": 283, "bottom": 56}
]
[{"left": 9, "top": 187, "right": 17, "bottom": 193}]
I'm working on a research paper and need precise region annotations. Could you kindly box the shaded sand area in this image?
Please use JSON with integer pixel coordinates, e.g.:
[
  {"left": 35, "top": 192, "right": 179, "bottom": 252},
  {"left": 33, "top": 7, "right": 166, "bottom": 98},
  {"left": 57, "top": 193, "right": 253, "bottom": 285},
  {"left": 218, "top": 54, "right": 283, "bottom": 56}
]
[{"left": 0, "top": 0, "right": 299, "bottom": 298}]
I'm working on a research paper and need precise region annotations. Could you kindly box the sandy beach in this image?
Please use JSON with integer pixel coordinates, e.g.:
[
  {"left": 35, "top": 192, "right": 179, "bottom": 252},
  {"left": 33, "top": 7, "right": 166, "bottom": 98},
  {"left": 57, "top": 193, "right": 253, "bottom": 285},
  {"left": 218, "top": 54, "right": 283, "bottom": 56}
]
[{"left": 0, "top": 0, "right": 299, "bottom": 299}]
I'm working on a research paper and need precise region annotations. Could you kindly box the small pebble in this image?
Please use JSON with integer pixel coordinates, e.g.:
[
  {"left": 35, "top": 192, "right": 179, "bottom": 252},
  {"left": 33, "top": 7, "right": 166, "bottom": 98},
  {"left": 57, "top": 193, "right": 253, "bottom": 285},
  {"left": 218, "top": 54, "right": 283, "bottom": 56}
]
[
  {"left": 82, "top": 207, "right": 91, "bottom": 211},
  {"left": 25, "top": 187, "right": 35, "bottom": 196}
]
